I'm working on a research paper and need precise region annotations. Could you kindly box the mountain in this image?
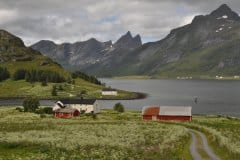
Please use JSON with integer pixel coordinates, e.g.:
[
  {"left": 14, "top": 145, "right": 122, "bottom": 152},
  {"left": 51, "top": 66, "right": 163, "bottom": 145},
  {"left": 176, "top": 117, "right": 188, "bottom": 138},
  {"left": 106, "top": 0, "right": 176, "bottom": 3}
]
[
  {"left": 0, "top": 29, "right": 70, "bottom": 77},
  {"left": 119, "top": 4, "right": 240, "bottom": 77},
  {"left": 31, "top": 31, "right": 142, "bottom": 76},
  {"left": 32, "top": 4, "right": 240, "bottom": 78}
]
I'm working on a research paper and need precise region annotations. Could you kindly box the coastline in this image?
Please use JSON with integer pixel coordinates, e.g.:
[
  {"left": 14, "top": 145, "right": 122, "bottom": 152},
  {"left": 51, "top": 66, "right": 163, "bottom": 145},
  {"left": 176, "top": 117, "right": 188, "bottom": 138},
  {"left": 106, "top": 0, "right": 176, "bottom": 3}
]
[
  {"left": 0, "top": 92, "right": 147, "bottom": 101},
  {"left": 111, "top": 75, "right": 240, "bottom": 81}
]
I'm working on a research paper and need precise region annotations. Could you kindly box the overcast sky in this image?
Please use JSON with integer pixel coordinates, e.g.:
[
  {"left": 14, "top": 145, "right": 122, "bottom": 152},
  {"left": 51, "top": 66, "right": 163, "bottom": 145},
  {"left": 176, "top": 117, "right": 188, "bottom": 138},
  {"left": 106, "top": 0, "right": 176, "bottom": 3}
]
[{"left": 0, "top": 0, "right": 240, "bottom": 46}]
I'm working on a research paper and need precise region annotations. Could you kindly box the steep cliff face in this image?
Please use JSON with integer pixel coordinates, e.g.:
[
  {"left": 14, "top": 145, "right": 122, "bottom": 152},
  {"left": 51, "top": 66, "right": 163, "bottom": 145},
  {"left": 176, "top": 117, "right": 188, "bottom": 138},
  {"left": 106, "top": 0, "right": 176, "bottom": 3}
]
[
  {"left": 32, "top": 4, "right": 240, "bottom": 77},
  {"left": 31, "top": 31, "right": 142, "bottom": 73}
]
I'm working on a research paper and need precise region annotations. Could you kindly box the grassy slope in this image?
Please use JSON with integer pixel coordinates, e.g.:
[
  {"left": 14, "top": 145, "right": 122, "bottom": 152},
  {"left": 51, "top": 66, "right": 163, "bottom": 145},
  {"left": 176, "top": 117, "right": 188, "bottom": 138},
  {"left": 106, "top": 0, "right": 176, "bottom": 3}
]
[
  {"left": 182, "top": 116, "right": 240, "bottom": 160},
  {"left": 0, "top": 78, "right": 136, "bottom": 99},
  {"left": 153, "top": 39, "right": 240, "bottom": 78},
  {"left": 0, "top": 107, "right": 190, "bottom": 160},
  {"left": 0, "top": 51, "right": 136, "bottom": 99}
]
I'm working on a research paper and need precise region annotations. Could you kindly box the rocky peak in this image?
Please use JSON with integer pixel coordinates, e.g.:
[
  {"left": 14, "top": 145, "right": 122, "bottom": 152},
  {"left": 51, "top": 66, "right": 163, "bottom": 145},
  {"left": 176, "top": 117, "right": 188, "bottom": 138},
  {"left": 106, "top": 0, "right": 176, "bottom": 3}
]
[
  {"left": 114, "top": 31, "right": 142, "bottom": 49},
  {"left": 210, "top": 4, "right": 240, "bottom": 20},
  {"left": 133, "top": 34, "right": 142, "bottom": 45}
]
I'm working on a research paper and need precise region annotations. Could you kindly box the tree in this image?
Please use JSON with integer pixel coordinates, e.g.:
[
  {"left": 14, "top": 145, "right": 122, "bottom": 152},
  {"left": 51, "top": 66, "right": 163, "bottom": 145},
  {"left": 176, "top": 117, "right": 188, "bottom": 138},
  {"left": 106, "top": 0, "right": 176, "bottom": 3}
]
[
  {"left": 51, "top": 85, "right": 57, "bottom": 96},
  {"left": 41, "top": 80, "right": 48, "bottom": 86},
  {"left": 0, "top": 67, "right": 10, "bottom": 82},
  {"left": 113, "top": 102, "right": 124, "bottom": 113},
  {"left": 23, "top": 96, "right": 40, "bottom": 112}
]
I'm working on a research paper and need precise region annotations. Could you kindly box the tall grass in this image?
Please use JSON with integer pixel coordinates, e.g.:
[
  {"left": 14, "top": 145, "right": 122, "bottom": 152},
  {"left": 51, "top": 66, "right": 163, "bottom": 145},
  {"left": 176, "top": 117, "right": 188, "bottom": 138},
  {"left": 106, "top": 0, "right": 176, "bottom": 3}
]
[{"left": 0, "top": 108, "right": 189, "bottom": 159}]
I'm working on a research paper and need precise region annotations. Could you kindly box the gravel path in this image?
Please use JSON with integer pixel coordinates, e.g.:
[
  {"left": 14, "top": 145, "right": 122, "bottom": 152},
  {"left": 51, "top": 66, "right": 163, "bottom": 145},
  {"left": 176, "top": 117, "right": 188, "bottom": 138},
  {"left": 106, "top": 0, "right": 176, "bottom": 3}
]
[{"left": 189, "top": 129, "right": 220, "bottom": 160}]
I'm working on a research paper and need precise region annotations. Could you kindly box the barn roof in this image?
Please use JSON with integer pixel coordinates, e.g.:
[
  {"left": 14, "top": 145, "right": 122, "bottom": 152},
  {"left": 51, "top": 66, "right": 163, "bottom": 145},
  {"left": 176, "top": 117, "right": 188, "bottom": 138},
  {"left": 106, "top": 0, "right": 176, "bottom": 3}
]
[
  {"left": 102, "top": 88, "right": 117, "bottom": 91},
  {"left": 142, "top": 106, "right": 160, "bottom": 115},
  {"left": 55, "top": 108, "right": 79, "bottom": 113},
  {"left": 159, "top": 106, "right": 192, "bottom": 116},
  {"left": 59, "top": 99, "right": 96, "bottom": 105},
  {"left": 142, "top": 106, "right": 192, "bottom": 116}
]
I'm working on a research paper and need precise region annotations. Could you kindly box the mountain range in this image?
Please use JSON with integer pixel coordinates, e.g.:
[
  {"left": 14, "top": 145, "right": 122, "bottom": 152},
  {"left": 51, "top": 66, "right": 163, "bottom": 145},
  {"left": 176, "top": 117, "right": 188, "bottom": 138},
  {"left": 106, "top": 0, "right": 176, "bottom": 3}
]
[{"left": 32, "top": 4, "right": 240, "bottom": 78}]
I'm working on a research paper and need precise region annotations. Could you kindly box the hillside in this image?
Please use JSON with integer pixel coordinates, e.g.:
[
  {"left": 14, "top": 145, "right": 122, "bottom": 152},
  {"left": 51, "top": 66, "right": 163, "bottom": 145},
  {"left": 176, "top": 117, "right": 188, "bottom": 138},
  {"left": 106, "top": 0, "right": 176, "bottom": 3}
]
[
  {"left": 0, "top": 30, "right": 137, "bottom": 99},
  {"left": 32, "top": 4, "right": 240, "bottom": 78}
]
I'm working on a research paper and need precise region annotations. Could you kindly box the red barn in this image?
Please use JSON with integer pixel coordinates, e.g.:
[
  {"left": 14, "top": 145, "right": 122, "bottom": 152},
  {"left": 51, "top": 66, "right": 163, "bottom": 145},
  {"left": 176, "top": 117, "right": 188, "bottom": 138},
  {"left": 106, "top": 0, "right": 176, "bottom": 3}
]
[
  {"left": 54, "top": 108, "right": 80, "bottom": 118},
  {"left": 142, "top": 106, "right": 192, "bottom": 121}
]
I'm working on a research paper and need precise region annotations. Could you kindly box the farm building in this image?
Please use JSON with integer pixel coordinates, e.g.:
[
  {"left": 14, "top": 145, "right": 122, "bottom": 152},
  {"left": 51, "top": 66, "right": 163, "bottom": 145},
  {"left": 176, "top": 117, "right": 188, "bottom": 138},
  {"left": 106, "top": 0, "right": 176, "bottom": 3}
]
[
  {"left": 55, "top": 99, "right": 100, "bottom": 114},
  {"left": 102, "top": 88, "right": 118, "bottom": 96},
  {"left": 53, "top": 101, "right": 65, "bottom": 111},
  {"left": 54, "top": 108, "right": 80, "bottom": 118},
  {"left": 142, "top": 106, "right": 192, "bottom": 121}
]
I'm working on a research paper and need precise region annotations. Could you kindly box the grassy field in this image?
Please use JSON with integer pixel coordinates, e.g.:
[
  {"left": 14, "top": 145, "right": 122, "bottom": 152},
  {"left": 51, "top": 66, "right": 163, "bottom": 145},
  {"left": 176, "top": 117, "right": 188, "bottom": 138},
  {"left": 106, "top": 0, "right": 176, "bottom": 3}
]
[
  {"left": 0, "top": 107, "right": 190, "bottom": 160},
  {"left": 0, "top": 107, "right": 239, "bottom": 159},
  {"left": 184, "top": 116, "right": 240, "bottom": 160},
  {"left": 0, "top": 79, "right": 138, "bottom": 100}
]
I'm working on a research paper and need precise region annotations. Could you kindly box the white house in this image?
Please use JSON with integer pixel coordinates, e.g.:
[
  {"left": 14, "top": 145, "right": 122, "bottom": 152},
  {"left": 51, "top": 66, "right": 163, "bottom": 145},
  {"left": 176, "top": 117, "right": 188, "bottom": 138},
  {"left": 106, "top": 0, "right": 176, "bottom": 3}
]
[
  {"left": 53, "top": 101, "right": 65, "bottom": 111},
  {"left": 55, "top": 99, "right": 100, "bottom": 114},
  {"left": 102, "top": 88, "right": 118, "bottom": 96}
]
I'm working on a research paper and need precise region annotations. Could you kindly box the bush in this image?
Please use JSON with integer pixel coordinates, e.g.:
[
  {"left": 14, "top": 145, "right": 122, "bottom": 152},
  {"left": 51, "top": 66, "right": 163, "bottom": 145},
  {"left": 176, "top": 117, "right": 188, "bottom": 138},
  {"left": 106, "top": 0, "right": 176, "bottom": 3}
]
[
  {"left": 51, "top": 85, "right": 57, "bottom": 96},
  {"left": 0, "top": 67, "right": 10, "bottom": 81},
  {"left": 16, "top": 107, "right": 23, "bottom": 112},
  {"left": 92, "top": 114, "right": 97, "bottom": 119},
  {"left": 58, "top": 85, "right": 64, "bottom": 91},
  {"left": 42, "top": 107, "right": 53, "bottom": 114},
  {"left": 113, "top": 103, "right": 125, "bottom": 113},
  {"left": 40, "top": 114, "right": 47, "bottom": 118},
  {"left": 41, "top": 80, "right": 48, "bottom": 86},
  {"left": 80, "top": 110, "right": 86, "bottom": 114},
  {"left": 23, "top": 96, "right": 40, "bottom": 112}
]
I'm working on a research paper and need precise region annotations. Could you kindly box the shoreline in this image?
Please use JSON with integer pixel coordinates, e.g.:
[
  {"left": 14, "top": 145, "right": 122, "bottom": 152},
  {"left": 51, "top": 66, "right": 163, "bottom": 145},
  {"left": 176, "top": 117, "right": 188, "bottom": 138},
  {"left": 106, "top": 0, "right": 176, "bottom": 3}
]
[
  {"left": 108, "top": 76, "right": 240, "bottom": 81},
  {"left": 0, "top": 92, "right": 148, "bottom": 101}
]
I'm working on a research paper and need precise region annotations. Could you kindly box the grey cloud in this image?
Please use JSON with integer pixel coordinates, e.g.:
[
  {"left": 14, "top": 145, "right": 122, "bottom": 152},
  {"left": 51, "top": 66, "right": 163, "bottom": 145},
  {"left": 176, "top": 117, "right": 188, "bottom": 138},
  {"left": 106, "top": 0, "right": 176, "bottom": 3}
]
[{"left": 0, "top": 0, "right": 239, "bottom": 45}]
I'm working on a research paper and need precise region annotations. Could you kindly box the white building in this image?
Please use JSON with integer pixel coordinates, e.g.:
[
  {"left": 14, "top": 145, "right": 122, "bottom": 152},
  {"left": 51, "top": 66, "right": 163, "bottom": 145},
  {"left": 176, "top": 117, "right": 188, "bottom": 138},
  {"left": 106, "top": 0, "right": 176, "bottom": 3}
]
[
  {"left": 102, "top": 88, "right": 118, "bottom": 96},
  {"left": 53, "top": 99, "right": 100, "bottom": 114}
]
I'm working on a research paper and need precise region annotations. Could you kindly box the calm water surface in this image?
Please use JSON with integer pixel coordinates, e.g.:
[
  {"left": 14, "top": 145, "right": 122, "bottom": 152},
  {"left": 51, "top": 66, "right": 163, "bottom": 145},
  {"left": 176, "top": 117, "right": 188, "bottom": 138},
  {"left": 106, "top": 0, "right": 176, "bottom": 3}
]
[
  {"left": 0, "top": 79, "right": 240, "bottom": 116},
  {"left": 99, "top": 79, "right": 240, "bottom": 116}
]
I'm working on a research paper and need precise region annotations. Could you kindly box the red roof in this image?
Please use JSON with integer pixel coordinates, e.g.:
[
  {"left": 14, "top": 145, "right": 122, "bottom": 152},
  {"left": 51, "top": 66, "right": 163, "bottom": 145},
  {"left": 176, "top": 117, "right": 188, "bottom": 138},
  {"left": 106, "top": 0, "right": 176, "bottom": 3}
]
[{"left": 142, "top": 106, "right": 160, "bottom": 116}]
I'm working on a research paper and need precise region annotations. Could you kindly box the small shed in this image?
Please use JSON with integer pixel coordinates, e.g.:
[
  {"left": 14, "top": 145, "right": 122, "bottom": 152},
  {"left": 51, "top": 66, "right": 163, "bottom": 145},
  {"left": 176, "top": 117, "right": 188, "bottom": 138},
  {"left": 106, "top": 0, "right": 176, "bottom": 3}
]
[
  {"left": 102, "top": 88, "right": 118, "bottom": 96},
  {"left": 142, "top": 106, "right": 192, "bottom": 121},
  {"left": 54, "top": 108, "right": 80, "bottom": 118}
]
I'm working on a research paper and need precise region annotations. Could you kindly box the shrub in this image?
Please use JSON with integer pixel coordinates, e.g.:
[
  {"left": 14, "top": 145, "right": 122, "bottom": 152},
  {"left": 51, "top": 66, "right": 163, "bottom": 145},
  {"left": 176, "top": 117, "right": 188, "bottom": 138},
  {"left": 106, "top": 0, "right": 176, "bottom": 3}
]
[
  {"left": 42, "top": 107, "right": 53, "bottom": 114},
  {"left": 16, "top": 107, "right": 23, "bottom": 112},
  {"left": 51, "top": 86, "right": 57, "bottom": 96},
  {"left": 41, "top": 80, "right": 48, "bottom": 86},
  {"left": 0, "top": 67, "right": 10, "bottom": 81},
  {"left": 40, "top": 114, "right": 47, "bottom": 118},
  {"left": 114, "top": 103, "right": 125, "bottom": 113},
  {"left": 80, "top": 110, "right": 86, "bottom": 114},
  {"left": 92, "top": 114, "right": 97, "bottom": 119},
  {"left": 13, "top": 69, "right": 28, "bottom": 80},
  {"left": 22, "top": 96, "right": 40, "bottom": 112},
  {"left": 58, "top": 85, "right": 64, "bottom": 91}
]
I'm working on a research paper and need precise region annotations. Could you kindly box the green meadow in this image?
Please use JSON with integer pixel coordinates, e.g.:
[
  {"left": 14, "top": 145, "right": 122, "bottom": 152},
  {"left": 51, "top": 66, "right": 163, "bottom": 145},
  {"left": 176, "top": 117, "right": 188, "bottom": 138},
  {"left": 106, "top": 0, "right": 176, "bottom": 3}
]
[
  {"left": 0, "top": 107, "right": 239, "bottom": 159},
  {"left": 0, "top": 78, "right": 137, "bottom": 99}
]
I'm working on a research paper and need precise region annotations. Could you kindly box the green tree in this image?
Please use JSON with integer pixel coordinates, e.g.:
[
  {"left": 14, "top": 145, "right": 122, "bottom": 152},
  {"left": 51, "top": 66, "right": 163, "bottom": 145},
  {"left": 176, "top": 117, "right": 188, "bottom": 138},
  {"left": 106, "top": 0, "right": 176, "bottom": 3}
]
[
  {"left": 0, "top": 67, "right": 10, "bottom": 81},
  {"left": 51, "top": 85, "right": 57, "bottom": 96},
  {"left": 23, "top": 96, "right": 40, "bottom": 112},
  {"left": 114, "top": 102, "right": 124, "bottom": 113}
]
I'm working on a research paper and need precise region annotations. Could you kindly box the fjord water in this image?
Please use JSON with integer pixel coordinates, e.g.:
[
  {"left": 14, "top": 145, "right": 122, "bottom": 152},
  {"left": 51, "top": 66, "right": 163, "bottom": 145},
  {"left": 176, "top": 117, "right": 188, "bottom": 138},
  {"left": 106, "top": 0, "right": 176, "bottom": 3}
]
[{"left": 99, "top": 79, "right": 240, "bottom": 117}]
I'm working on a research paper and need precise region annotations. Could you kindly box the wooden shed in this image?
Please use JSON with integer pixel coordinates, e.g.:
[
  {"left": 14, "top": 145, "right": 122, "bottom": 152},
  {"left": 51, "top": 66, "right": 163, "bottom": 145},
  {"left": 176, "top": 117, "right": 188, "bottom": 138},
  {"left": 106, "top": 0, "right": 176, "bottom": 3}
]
[
  {"left": 54, "top": 108, "right": 80, "bottom": 118},
  {"left": 142, "top": 106, "right": 192, "bottom": 121}
]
